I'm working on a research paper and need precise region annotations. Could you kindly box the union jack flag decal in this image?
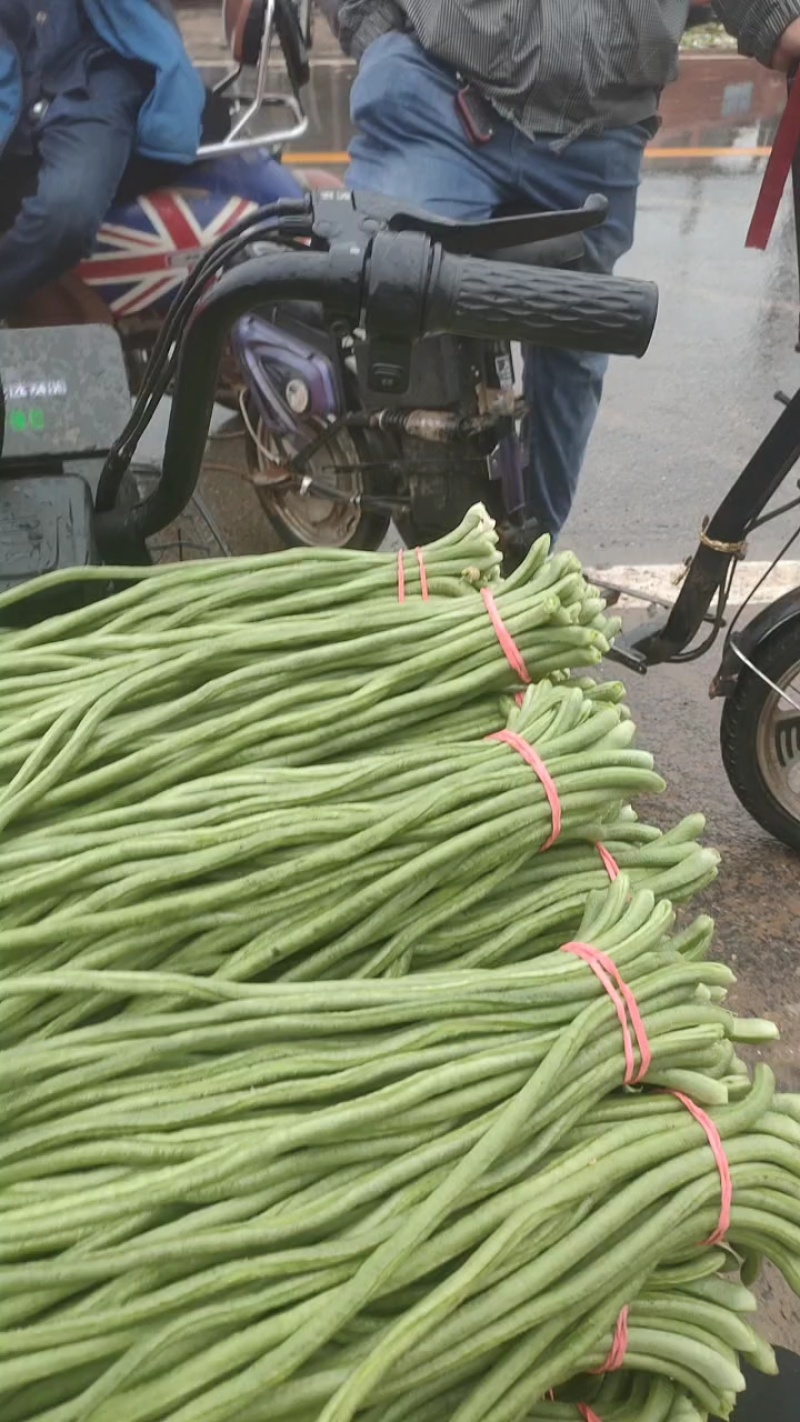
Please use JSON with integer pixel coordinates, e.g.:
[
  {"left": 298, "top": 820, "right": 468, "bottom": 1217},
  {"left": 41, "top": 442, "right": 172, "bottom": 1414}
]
[{"left": 75, "top": 190, "right": 257, "bottom": 317}]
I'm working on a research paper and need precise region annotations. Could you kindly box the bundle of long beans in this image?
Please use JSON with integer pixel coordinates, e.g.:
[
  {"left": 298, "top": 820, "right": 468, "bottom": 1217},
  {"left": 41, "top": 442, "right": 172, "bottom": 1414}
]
[
  {"left": 0, "top": 882, "right": 796, "bottom": 1422},
  {"left": 0, "top": 512, "right": 618, "bottom": 836},
  {"left": 0, "top": 678, "right": 669, "bottom": 1044},
  {"left": 0, "top": 514, "right": 796, "bottom": 1422}
]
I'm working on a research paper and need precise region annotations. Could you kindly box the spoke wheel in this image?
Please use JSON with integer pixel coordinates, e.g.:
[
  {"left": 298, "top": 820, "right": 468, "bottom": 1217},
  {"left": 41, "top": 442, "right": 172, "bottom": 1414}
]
[
  {"left": 720, "top": 617, "right": 800, "bottom": 850},
  {"left": 246, "top": 417, "right": 389, "bottom": 551}
]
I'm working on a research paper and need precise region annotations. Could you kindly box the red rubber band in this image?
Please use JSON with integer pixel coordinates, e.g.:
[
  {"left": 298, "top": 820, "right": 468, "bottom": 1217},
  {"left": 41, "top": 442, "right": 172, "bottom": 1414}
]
[
  {"left": 579, "top": 1406, "right": 603, "bottom": 1422},
  {"left": 590, "top": 1307, "right": 629, "bottom": 1375},
  {"left": 596, "top": 843, "right": 620, "bottom": 881},
  {"left": 486, "top": 728, "right": 562, "bottom": 850},
  {"left": 561, "top": 942, "right": 652, "bottom": 1086},
  {"left": 669, "top": 1091, "right": 732, "bottom": 1247},
  {"left": 481, "top": 587, "right": 532, "bottom": 687},
  {"left": 398, "top": 548, "right": 430, "bottom": 603},
  {"left": 415, "top": 547, "right": 430, "bottom": 601}
]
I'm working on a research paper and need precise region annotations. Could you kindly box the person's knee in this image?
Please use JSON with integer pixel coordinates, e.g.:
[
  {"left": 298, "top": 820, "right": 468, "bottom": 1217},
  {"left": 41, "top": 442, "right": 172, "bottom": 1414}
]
[
  {"left": 48, "top": 191, "right": 102, "bottom": 264},
  {"left": 28, "top": 186, "right": 103, "bottom": 268}
]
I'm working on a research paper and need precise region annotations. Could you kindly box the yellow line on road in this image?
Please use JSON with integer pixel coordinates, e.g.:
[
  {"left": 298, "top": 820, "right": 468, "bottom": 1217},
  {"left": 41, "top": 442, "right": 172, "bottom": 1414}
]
[
  {"left": 289, "top": 146, "right": 772, "bottom": 165},
  {"left": 646, "top": 145, "right": 770, "bottom": 157}
]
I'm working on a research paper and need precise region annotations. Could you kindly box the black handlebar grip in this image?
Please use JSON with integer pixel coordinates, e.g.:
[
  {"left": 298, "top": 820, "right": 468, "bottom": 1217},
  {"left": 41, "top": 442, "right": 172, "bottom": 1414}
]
[{"left": 424, "top": 251, "right": 658, "bottom": 357}]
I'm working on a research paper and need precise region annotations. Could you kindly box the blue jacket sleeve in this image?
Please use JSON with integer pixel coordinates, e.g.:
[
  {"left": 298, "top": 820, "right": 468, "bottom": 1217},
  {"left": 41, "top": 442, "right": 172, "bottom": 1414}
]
[{"left": 0, "top": 22, "right": 22, "bottom": 160}]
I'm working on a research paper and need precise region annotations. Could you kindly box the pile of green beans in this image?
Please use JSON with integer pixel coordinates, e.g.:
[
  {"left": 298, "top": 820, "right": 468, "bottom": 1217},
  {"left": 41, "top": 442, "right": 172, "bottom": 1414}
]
[
  {"left": 0, "top": 679, "right": 670, "bottom": 1042},
  {"left": 0, "top": 518, "right": 618, "bottom": 836},
  {"left": 0, "top": 507, "right": 504, "bottom": 634},
  {"left": 0, "top": 882, "right": 796, "bottom": 1422},
  {"left": 415, "top": 814, "right": 720, "bottom": 970},
  {"left": 0, "top": 519, "right": 796, "bottom": 1422}
]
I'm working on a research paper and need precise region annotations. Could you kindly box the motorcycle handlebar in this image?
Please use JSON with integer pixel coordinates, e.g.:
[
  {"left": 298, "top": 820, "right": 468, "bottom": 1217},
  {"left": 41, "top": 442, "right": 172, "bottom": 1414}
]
[
  {"left": 422, "top": 249, "right": 658, "bottom": 358},
  {"left": 97, "top": 228, "right": 658, "bottom": 545}
]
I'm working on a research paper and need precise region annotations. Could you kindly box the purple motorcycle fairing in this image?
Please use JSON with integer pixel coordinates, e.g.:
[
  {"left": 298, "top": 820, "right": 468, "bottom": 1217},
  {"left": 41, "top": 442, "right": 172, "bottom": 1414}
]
[
  {"left": 231, "top": 313, "right": 342, "bottom": 438},
  {"left": 200, "top": 160, "right": 343, "bottom": 436}
]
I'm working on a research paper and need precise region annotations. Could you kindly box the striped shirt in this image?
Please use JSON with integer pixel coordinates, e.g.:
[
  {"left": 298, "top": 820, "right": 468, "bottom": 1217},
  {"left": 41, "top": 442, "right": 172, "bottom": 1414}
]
[{"left": 321, "top": 0, "right": 800, "bottom": 138}]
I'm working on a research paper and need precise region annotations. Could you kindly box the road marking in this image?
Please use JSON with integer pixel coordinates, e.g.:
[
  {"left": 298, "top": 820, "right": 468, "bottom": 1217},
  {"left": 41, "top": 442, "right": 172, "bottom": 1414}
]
[
  {"left": 287, "top": 146, "right": 771, "bottom": 166},
  {"left": 585, "top": 561, "right": 800, "bottom": 608},
  {"left": 646, "top": 146, "right": 769, "bottom": 158}
]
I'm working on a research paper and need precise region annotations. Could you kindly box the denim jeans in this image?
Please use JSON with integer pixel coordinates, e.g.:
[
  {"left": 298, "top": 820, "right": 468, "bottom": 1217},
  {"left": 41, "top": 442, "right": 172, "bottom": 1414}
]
[
  {"left": 347, "top": 32, "right": 648, "bottom": 537},
  {"left": 0, "top": 57, "right": 149, "bottom": 319}
]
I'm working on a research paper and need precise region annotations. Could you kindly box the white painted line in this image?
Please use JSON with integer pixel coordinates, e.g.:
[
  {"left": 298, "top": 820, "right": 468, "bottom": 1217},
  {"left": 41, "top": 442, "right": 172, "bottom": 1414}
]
[{"left": 585, "top": 561, "right": 800, "bottom": 608}]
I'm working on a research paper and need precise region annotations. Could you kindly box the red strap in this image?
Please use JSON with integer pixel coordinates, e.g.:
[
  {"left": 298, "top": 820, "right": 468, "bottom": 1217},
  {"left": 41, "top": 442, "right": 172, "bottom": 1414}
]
[
  {"left": 590, "top": 1307, "right": 629, "bottom": 1375},
  {"left": 415, "top": 547, "right": 429, "bottom": 601},
  {"left": 555, "top": 1307, "right": 629, "bottom": 1422},
  {"left": 561, "top": 942, "right": 652, "bottom": 1086},
  {"left": 669, "top": 1091, "right": 733, "bottom": 1247},
  {"left": 397, "top": 548, "right": 429, "bottom": 603},
  {"left": 486, "top": 728, "right": 562, "bottom": 850},
  {"left": 548, "top": 1395, "right": 601, "bottom": 1420},
  {"left": 596, "top": 843, "right": 620, "bottom": 881},
  {"left": 746, "top": 78, "right": 800, "bottom": 249},
  {"left": 481, "top": 587, "right": 532, "bottom": 687}
]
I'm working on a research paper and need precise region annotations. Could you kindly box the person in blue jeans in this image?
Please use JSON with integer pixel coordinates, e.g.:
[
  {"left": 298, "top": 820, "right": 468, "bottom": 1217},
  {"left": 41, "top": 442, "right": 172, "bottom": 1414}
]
[
  {"left": 0, "top": 0, "right": 204, "bottom": 320},
  {"left": 322, "top": 0, "right": 800, "bottom": 541}
]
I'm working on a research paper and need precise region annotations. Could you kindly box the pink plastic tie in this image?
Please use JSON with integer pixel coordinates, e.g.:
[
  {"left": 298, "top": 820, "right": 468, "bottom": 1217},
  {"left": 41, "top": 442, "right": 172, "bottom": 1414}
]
[
  {"left": 590, "top": 1307, "right": 629, "bottom": 1375},
  {"left": 669, "top": 1091, "right": 733, "bottom": 1247},
  {"left": 561, "top": 942, "right": 652, "bottom": 1087},
  {"left": 596, "top": 843, "right": 621, "bottom": 881},
  {"left": 415, "top": 547, "right": 430, "bottom": 601},
  {"left": 398, "top": 548, "right": 430, "bottom": 603},
  {"left": 486, "top": 728, "right": 562, "bottom": 851},
  {"left": 481, "top": 586, "right": 532, "bottom": 688},
  {"left": 548, "top": 1396, "right": 603, "bottom": 1421}
]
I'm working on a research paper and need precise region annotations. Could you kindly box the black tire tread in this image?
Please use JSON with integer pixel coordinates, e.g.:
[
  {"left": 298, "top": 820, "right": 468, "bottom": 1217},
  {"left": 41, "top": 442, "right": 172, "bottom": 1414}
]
[{"left": 719, "top": 618, "right": 800, "bottom": 851}]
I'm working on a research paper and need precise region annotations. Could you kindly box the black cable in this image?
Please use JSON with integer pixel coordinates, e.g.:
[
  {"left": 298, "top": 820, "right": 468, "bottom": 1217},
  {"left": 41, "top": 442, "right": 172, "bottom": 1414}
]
[
  {"left": 746, "top": 491, "right": 800, "bottom": 531},
  {"left": 725, "top": 519, "right": 800, "bottom": 644},
  {"left": 122, "top": 199, "right": 309, "bottom": 432},
  {"left": 668, "top": 556, "right": 738, "bottom": 664},
  {"left": 97, "top": 196, "right": 311, "bottom": 510},
  {"left": 670, "top": 515, "right": 800, "bottom": 663},
  {"left": 115, "top": 199, "right": 310, "bottom": 451}
]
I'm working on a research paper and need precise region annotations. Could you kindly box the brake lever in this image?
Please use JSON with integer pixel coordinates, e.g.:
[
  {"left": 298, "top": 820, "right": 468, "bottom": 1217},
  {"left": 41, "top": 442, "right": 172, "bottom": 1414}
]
[
  {"left": 308, "top": 190, "right": 609, "bottom": 251},
  {"left": 388, "top": 195, "right": 610, "bottom": 253}
]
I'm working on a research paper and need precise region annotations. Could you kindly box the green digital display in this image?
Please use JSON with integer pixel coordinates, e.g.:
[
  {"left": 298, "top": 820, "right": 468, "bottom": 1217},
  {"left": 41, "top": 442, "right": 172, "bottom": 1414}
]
[{"left": 5, "top": 408, "right": 45, "bottom": 432}]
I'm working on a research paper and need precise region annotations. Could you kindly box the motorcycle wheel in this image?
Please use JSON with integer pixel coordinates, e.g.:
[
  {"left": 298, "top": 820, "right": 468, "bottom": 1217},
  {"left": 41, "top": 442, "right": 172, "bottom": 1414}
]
[
  {"left": 719, "top": 616, "right": 800, "bottom": 851},
  {"left": 246, "top": 415, "right": 391, "bottom": 552}
]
